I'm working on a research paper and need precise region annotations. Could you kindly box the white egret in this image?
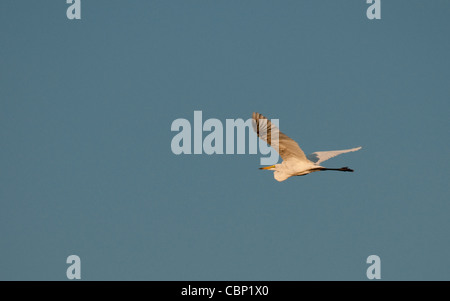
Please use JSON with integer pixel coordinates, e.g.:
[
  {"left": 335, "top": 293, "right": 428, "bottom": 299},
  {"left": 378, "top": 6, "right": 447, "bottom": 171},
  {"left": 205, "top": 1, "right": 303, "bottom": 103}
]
[{"left": 252, "top": 112, "right": 362, "bottom": 182}]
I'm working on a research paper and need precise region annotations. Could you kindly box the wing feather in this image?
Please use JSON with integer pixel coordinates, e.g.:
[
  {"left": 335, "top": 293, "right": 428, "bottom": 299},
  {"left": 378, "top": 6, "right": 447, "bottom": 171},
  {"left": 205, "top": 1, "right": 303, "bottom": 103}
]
[
  {"left": 307, "top": 147, "right": 362, "bottom": 164},
  {"left": 252, "top": 112, "right": 308, "bottom": 162}
]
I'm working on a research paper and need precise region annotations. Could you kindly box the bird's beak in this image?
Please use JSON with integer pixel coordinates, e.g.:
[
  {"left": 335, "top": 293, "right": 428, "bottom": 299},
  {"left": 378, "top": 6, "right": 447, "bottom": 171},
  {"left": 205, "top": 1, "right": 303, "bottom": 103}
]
[{"left": 259, "top": 165, "right": 275, "bottom": 170}]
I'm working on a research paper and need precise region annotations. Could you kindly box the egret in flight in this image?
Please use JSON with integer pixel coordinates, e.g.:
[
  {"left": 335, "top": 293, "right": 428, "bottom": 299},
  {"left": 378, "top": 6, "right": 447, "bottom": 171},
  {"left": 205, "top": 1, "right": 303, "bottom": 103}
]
[{"left": 252, "top": 112, "right": 362, "bottom": 182}]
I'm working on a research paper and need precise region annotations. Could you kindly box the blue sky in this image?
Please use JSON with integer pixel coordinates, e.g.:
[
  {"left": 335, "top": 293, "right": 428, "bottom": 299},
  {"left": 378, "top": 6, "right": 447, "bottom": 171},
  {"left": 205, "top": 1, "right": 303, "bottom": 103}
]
[{"left": 1, "top": 1, "right": 449, "bottom": 280}]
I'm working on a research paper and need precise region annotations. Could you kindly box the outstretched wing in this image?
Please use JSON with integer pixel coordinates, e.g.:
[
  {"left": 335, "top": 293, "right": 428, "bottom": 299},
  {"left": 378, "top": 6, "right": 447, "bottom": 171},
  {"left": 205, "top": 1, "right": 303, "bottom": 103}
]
[
  {"left": 252, "top": 112, "right": 308, "bottom": 162},
  {"left": 307, "top": 147, "right": 362, "bottom": 164}
]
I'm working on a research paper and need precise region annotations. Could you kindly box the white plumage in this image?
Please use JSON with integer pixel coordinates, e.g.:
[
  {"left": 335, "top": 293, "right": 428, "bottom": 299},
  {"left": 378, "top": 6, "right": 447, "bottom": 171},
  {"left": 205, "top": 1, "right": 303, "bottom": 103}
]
[{"left": 252, "top": 112, "right": 362, "bottom": 182}]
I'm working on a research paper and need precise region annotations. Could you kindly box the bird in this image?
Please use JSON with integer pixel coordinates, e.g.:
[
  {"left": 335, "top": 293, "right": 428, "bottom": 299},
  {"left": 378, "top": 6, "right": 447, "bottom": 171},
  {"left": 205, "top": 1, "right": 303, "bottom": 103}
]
[{"left": 252, "top": 112, "right": 362, "bottom": 182}]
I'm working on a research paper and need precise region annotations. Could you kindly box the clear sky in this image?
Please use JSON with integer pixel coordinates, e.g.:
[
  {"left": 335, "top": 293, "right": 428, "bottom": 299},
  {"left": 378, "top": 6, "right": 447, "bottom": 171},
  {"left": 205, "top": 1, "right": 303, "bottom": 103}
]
[{"left": 1, "top": 1, "right": 449, "bottom": 280}]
